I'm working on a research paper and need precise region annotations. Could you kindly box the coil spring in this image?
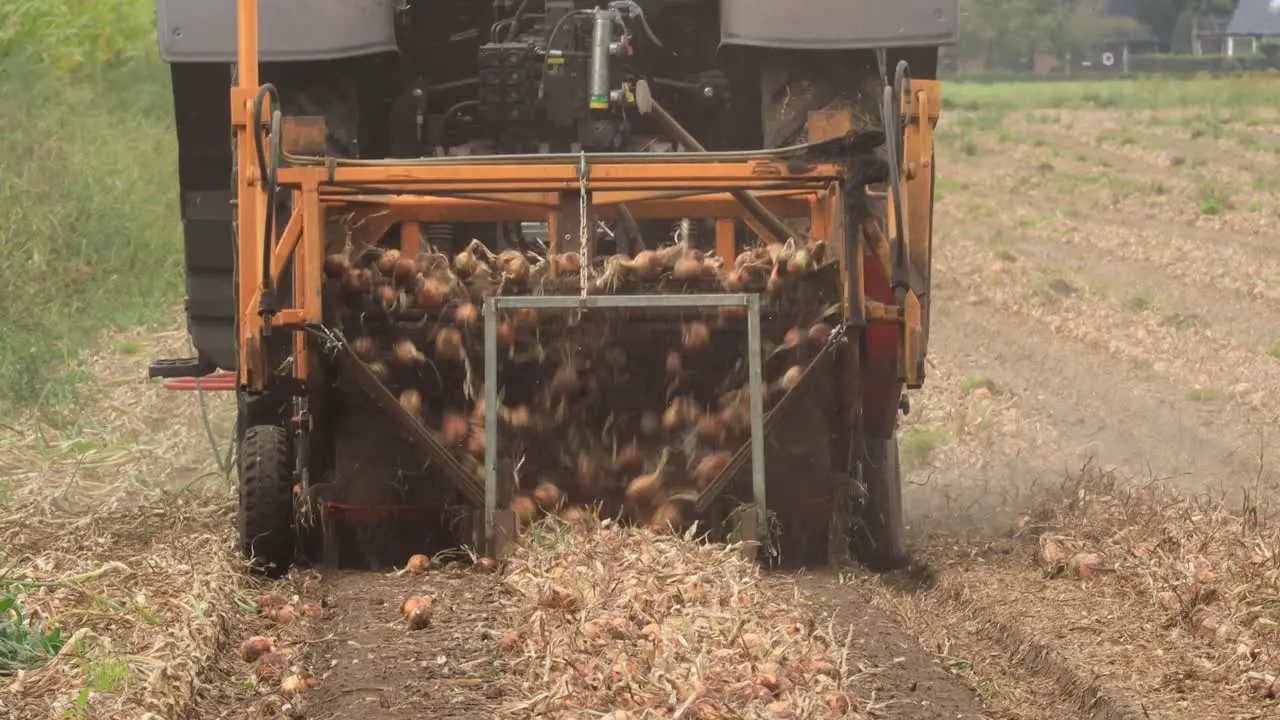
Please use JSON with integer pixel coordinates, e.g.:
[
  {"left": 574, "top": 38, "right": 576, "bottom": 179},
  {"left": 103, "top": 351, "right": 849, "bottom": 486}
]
[{"left": 426, "top": 223, "right": 457, "bottom": 251}]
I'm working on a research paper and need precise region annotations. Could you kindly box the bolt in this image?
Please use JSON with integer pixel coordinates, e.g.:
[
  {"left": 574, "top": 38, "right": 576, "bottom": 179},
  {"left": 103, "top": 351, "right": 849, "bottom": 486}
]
[{"left": 702, "top": 86, "right": 715, "bottom": 98}]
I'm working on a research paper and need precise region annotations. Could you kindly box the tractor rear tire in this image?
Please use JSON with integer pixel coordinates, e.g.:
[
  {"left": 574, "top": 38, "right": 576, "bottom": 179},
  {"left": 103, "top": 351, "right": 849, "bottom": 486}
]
[
  {"left": 238, "top": 424, "right": 296, "bottom": 578},
  {"left": 856, "top": 437, "right": 907, "bottom": 570}
]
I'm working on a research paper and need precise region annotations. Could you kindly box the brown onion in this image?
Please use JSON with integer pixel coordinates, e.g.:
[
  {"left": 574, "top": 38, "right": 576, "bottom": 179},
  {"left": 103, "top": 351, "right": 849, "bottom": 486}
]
[
  {"left": 466, "top": 427, "right": 486, "bottom": 459},
  {"left": 416, "top": 277, "right": 446, "bottom": 310},
  {"left": 532, "top": 482, "right": 563, "bottom": 511},
  {"left": 512, "top": 308, "right": 538, "bottom": 332},
  {"left": 367, "top": 361, "right": 390, "bottom": 383},
  {"left": 632, "top": 250, "right": 660, "bottom": 280},
  {"left": 556, "top": 252, "right": 582, "bottom": 275},
  {"left": 626, "top": 472, "right": 663, "bottom": 505},
  {"left": 497, "top": 321, "right": 515, "bottom": 349},
  {"left": 692, "top": 452, "right": 732, "bottom": 489},
  {"left": 377, "top": 249, "right": 402, "bottom": 276},
  {"left": 808, "top": 322, "right": 832, "bottom": 349},
  {"left": 375, "top": 283, "right": 398, "bottom": 311},
  {"left": 650, "top": 502, "right": 682, "bottom": 531},
  {"left": 323, "top": 253, "right": 350, "bottom": 280},
  {"left": 783, "top": 327, "right": 802, "bottom": 349},
  {"left": 393, "top": 255, "right": 419, "bottom": 284},
  {"left": 672, "top": 255, "right": 703, "bottom": 281},
  {"left": 724, "top": 268, "right": 747, "bottom": 292},
  {"left": 780, "top": 365, "right": 804, "bottom": 391},
  {"left": 682, "top": 321, "right": 711, "bottom": 352},
  {"left": 498, "top": 250, "right": 529, "bottom": 283},
  {"left": 434, "top": 327, "right": 464, "bottom": 361},
  {"left": 694, "top": 415, "right": 726, "bottom": 446},
  {"left": 510, "top": 495, "right": 537, "bottom": 526},
  {"left": 453, "top": 302, "right": 479, "bottom": 329},
  {"left": 441, "top": 412, "right": 469, "bottom": 446},
  {"left": 393, "top": 338, "right": 425, "bottom": 365},
  {"left": 239, "top": 636, "right": 275, "bottom": 663},
  {"left": 453, "top": 250, "right": 478, "bottom": 277},
  {"left": 404, "top": 554, "right": 430, "bottom": 574},
  {"left": 352, "top": 336, "right": 377, "bottom": 361},
  {"left": 507, "top": 405, "right": 532, "bottom": 430},
  {"left": 399, "top": 389, "right": 424, "bottom": 417},
  {"left": 665, "top": 351, "right": 683, "bottom": 377},
  {"left": 614, "top": 443, "right": 644, "bottom": 472}
]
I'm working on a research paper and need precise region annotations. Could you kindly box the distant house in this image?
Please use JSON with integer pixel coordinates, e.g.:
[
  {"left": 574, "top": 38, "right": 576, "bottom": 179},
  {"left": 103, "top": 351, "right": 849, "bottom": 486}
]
[{"left": 1225, "top": 0, "right": 1280, "bottom": 55}]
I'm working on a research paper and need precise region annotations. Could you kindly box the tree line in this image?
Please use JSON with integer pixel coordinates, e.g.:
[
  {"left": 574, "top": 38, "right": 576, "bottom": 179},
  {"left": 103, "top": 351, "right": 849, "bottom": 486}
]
[{"left": 957, "top": 0, "right": 1242, "bottom": 67}]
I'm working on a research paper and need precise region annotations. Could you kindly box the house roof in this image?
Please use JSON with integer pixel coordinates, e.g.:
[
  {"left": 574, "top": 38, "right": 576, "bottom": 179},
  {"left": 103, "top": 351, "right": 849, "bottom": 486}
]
[{"left": 1228, "top": 0, "right": 1280, "bottom": 36}]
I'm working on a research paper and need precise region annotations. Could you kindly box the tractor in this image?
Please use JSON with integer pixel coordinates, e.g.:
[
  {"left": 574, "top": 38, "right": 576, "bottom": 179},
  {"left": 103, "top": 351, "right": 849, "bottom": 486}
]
[{"left": 149, "top": 0, "right": 956, "bottom": 576}]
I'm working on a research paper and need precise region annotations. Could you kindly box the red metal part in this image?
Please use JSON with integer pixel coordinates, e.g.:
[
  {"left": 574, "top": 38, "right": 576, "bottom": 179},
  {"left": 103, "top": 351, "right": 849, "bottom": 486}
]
[
  {"left": 319, "top": 501, "right": 444, "bottom": 523},
  {"left": 162, "top": 372, "right": 237, "bottom": 392}
]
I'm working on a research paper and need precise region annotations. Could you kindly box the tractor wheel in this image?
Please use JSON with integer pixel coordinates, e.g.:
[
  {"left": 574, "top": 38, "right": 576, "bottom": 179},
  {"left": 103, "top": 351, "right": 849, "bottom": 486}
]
[
  {"left": 855, "top": 436, "right": 907, "bottom": 570},
  {"left": 238, "top": 424, "right": 296, "bottom": 577}
]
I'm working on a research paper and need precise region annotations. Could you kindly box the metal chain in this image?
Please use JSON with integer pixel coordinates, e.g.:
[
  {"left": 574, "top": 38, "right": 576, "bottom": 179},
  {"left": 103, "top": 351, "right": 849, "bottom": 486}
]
[{"left": 578, "top": 152, "right": 590, "bottom": 299}]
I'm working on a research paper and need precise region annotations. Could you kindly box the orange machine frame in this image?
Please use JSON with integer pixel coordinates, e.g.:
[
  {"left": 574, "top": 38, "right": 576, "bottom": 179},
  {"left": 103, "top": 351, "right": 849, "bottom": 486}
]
[{"left": 229, "top": 0, "right": 936, "bottom": 400}]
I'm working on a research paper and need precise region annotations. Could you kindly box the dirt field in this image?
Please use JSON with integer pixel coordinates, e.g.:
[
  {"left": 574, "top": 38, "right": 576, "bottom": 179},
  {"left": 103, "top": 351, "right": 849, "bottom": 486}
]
[{"left": 4, "top": 78, "right": 1280, "bottom": 719}]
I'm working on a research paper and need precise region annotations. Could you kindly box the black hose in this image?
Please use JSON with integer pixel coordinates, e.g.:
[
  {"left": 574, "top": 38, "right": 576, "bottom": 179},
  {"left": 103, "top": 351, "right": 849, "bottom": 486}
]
[
  {"left": 880, "top": 61, "right": 912, "bottom": 298},
  {"left": 505, "top": 0, "right": 531, "bottom": 41},
  {"left": 435, "top": 100, "right": 479, "bottom": 150},
  {"left": 252, "top": 84, "right": 281, "bottom": 321}
]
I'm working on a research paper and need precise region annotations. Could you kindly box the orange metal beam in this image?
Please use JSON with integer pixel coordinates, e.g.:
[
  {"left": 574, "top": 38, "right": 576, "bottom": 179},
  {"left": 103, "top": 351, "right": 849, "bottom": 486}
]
[
  {"left": 278, "top": 160, "right": 842, "bottom": 191},
  {"left": 269, "top": 205, "right": 303, "bottom": 286},
  {"left": 323, "top": 192, "right": 815, "bottom": 223}
]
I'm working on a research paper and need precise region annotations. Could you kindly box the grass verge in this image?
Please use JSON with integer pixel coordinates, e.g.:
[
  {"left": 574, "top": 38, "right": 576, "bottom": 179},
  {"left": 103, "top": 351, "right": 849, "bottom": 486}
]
[{"left": 0, "top": 58, "right": 181, "bottom": 419}]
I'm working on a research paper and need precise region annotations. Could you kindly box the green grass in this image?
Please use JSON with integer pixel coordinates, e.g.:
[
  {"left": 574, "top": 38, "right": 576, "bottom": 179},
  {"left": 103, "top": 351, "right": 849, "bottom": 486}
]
[
  {"left": 0, "top": 591, "right": 67, "bottom": 673},
  {"left": 947, "top": 76, "right": 1280, "bottom": 113},
  {"left": 1124, "top": 290, "right": 1156, "bottom": 313},
  {"left": 1186, "top": 387, "right": 1224, "bottom": 403},
  {"left": 0, "top": 4, "right": 181, "bottom": 419},
  {"left": 900, "top": 427, "right": 950, "bottom": 468}
]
